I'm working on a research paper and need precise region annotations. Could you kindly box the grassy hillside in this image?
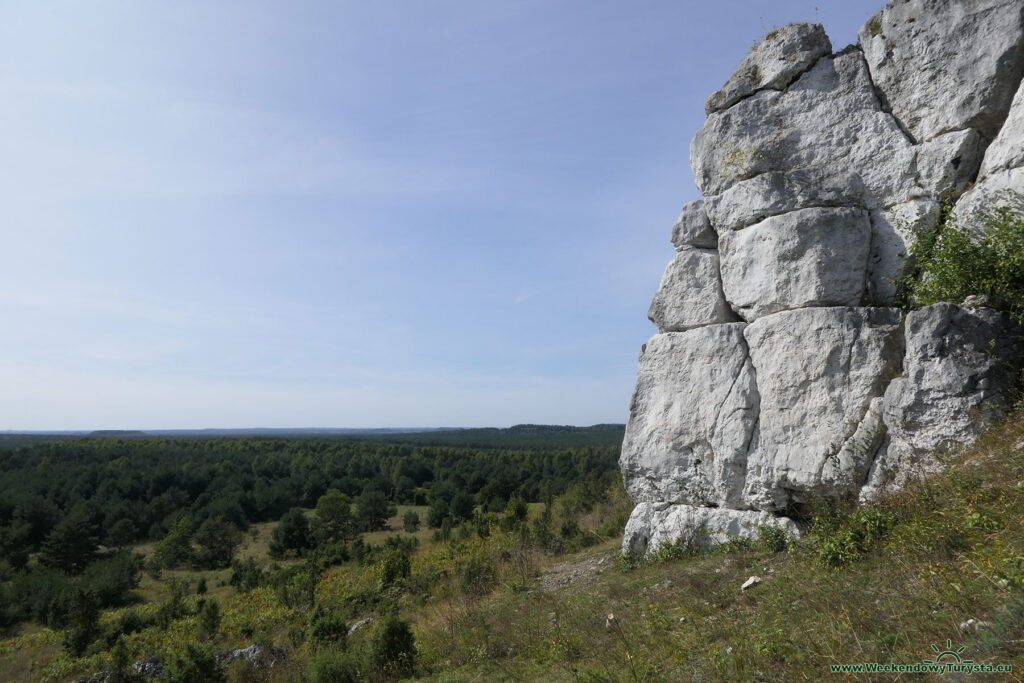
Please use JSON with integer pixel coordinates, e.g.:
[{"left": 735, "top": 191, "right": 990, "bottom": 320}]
[{"left": 2, "top": 407, "right": 1023, "bottom": 681}]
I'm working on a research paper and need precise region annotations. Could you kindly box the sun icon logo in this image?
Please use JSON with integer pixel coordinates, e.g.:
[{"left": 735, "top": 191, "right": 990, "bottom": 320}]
[{"left": 923, "top": 639, "right": 974, "bottom": 665}]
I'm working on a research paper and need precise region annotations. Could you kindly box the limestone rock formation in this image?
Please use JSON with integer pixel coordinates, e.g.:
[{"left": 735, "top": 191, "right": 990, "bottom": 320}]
[
  {"left": 858, "top": 0, "right": 1024, "bottom": 142},
  {"left": 647, "top": 248, "right": 735, "bottom": 332},
  {"left": 621, "top": 1, "right": 1024, "bottom": 556},
  {"left": 704, "top": 22, "right": 832, "bottom": 115},
  {"left": 954, "top": 78, "right": 1024, "bottom": 227}
]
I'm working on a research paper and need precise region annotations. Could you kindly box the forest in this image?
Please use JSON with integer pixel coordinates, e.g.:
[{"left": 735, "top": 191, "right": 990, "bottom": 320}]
[{"left": 0, "top": 427, "right": 628, "bottom": 680}]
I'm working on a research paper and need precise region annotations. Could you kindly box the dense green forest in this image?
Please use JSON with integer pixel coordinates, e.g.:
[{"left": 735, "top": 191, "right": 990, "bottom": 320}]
[{"left": 0, "top": 429, "right": 621, "bottom": 639}]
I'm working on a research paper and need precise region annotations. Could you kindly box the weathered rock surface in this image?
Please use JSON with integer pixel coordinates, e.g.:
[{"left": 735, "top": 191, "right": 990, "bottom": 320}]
[
  {"left": 915, "top": 129, "right": 984, "bottom": 200},
  {"left": 622, "top": 1, "right": 1024, "bottom": 556},
  {"left": 955, "top": 78, "right": 1024, "bottom": 227},
  {"left": 622, "top": 501, "right": 799, "bottom": 556},
  {"left": 703, "top": 169, "right": 866, "bottom": 233},
  {"left": 741, "top": 307, "right": 903, "bottom": 510},
  {"left": 671, "top": 200, "right": 717, "bottom": 249},
  {"left": 648, "top": 248, "right": 736, "bottom": 332},
  {"left": 866, "top": 198, "right": 939, "bottom": 306},
  {"left": 620, "top": 325, "right": 757, "bottom": 509},
  {"left": 953, "top": 167, "right": 1024, "bottom": 228},
  {"left": 858, "top": 0, "right": 1024, "bottom": 142},
  {"left": 705, "top": 22, "right": 831, "bottom": 115},
  {"left": 691, "top": 50, "right": 918, "bottom": 205},
  {"left": 862, "top": 304, "right": 1024, "bottom": 498},
  {"left": 718, "top": 208, "right": 871, "bottom": 321},
  {"left": 980, "top": 78, "right": 1024, "bottom": 177}
]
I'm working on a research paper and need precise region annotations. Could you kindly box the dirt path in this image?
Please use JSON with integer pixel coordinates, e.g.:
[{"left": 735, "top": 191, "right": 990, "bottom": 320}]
[{"left": 537, "top": 546, "right": 618, "bottom": 592}]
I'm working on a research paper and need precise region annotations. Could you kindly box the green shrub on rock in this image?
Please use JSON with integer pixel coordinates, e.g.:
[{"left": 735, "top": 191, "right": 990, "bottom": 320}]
[{"left": 904, "top": 191, "right": 1024, "bottom": 318}]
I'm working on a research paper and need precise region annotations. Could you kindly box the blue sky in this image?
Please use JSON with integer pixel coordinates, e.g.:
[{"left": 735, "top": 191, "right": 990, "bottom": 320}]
[{"left": 0, "top": 1, "right": 884, "bottom": 429}]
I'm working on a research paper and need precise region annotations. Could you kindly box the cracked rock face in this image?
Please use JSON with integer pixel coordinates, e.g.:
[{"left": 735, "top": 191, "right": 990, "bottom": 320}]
[
  {"left": 622, "top": 2, "right": 1024, "bottom": 556},
  {"left": 718, "top": 208, "right": 872, "bottom": 321},
  {"left": 862, "top": 304, "right": 1024, "bottom": 499},
  {"left": 705, "top": 22, "right": 832, "bottom": 115},
  {"left": 648, "top": 248, "right": 736, "bottom": 332},
  {"left": 858, "top": 0, "right": 1024, "bottom": 143},
  {"left": 741, "top": 307, "right": 903, "bottom": 510}
]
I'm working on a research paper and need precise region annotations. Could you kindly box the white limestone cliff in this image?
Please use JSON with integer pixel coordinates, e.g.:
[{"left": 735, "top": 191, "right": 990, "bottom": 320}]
[{"left": 621, "top": 2, "right": 1024, "bottom": 556}]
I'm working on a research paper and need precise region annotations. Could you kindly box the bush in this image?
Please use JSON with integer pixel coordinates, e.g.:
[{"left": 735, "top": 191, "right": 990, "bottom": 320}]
[
  {"left": 370, "top": 614, "right": 417, "bottom": 678},
  {"left": 904, "top": 191, "right": 1024, "bottom": 317},
  {"left": 402, "top": 510, "right": 420, "bottom": 533},
  {"left": 757, "top": 524, "right": 789, "bottom": 553},
  {"left": 82, "top": 552, "right": 141, "bottom": 607},
  {"left": 815, "top": 506, "right": 896, "bottom": 568},
  {"left": 167, "top": 643, "right": 226, "bottom": 683},
  {"left": 460, "top": 556, "right": 497, "bottom": 596},
  {"left": 230, "top": 557, "right": 265, "bottom": 593},
  {"left": 377, "top": 548, "right": 411, "bottom": 589},
  {"left": 269, "top": 508, "right": 313, "bottom": 559},
  {"left": 198, "top": 598, "right": 221, "bottom": 639},
  {"left": 309, "top": 605, "right": 348, "bottom": 652},
  {"left": 62, "top": 588, "right": 100, "bottom": 656},
  {"left": 308, "top": 650, "right": 361, "bottom": 683}
]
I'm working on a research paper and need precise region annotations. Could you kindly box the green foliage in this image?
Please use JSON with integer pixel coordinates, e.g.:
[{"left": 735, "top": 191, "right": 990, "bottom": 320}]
[
  {"left": 370, "top": 614, "right": 417, "bottom": 678},
  {"left": 903, "top": 191, "right": 1024, "bottom": 317},
  {"left": 314, "top": 489, "right": 356, "bottom": 545},
  {"left": 504, "top": 496, "right": 528, "bottom": 523},
  {"left": 61, "top": 587, "right": 100, "bottom": 656},
  {"left": 229, "top": 557, "right": 266, "bottom": 593},
  {"left": 156, "top": 578, "right": 193, "bottom": 629},
  {"left": 270, "top": 561, "right": 321, "bottom": 610},
  {"left": 757, "top": 524, "right": 790, "bottom": 553},
  {"left": 308, "top": 650, "right": 361, "bottom": 683},
  {"left": 309, "top": 605, "right": 348, "bottom": 652},
  {"left": 167, "top": 643, "right": 226, "bottom": 683},
  {"left": 193, "top": 516, "right": 242, "bottom": 569},
  {"left": 107, "top": 635, "right": 133, "bottom": 683},
  {"left": 39, "top": 503, "right": 99, "bottom": 574},
  {"left": 460, "top": 556, "right": 497, "bottom": 596},
  {"left": 377, "top": 548, "right": 411, "bottom": 589},
  {"left": 814, "top": 505, "right": 896, "bottom": 568},
  {"left": 269, "top": 508, "right": 313, "bottom": 559},
  {"left": 402, "top": 510, "right": 420, "bottom": 533},
  {"left": 198, "top": 598, "right": 221, "bottom": 639},
  {"left": 151, "top": 517, "right": 194, "bottom": 570},
  {"left": 356, "top": 489, "right": 396, "bottom": 532},
  {"left": 449, "top": 491, "right": 475, "bottom": 523}
]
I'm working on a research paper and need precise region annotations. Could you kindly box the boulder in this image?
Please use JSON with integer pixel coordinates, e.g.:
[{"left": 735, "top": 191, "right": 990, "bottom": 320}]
[
  {"left": 671, "top": 200, "right": 717, "bottom": 249},
  {"left": 703, "top": 169, "right": 866, "bottom": 233},
  {"left": 705, "top": 22, "right": 831, "bottom": 115},
  {"left": 691, "top": 50, "right": 917, "bottom": 205},
  {"left": 620, "top": 325, "right": 758, "bottom": 509},
  {"left": 742, "top": 307, "right": 903, "bottom": 510},
  {"left": 863, "top": 304, "right": 1024, "bottom": 498},
  {"left": 980, "top": 78, "right": 1024, "bottom": 177},
  {"left": 648, "top": 247, "right": 736, "bottom": 332},
  {"left": 915, "top": 129, "right": 984, "bottom": 200},
  {"left": 622, "top": 501, "right": 799, "bottom": 556},
  {"left": 952, "top": 167, "right": 1024, "bottom": 230},
  {"left": 718, "top": 207, "right": 871, "bottom": 321},
  {"left": 858, "top": 0, "right": 1024, "bottom": 142}
]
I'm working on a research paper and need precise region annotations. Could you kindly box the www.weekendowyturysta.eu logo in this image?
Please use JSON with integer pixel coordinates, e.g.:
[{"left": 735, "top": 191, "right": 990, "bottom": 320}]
[{"left": 828, "top": 639, "right": 1012, "bottom": 675}]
